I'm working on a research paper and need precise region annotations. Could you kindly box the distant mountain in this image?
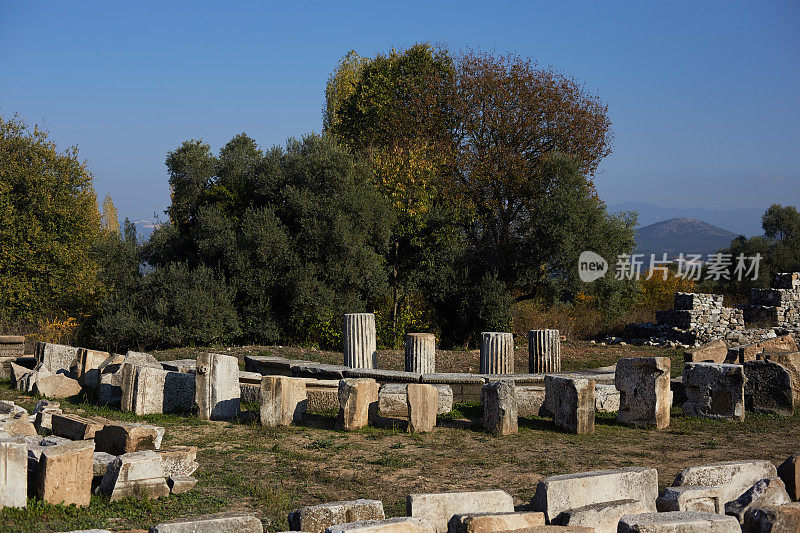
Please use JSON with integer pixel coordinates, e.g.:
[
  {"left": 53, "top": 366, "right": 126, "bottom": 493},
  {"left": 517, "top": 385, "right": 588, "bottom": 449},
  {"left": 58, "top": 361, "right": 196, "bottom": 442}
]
[
  {"left": 609, "top": 202, "right": 765, "bottom": 237},
  {"left": 635, "top": 217, "right": 739, "bottom": 258}
]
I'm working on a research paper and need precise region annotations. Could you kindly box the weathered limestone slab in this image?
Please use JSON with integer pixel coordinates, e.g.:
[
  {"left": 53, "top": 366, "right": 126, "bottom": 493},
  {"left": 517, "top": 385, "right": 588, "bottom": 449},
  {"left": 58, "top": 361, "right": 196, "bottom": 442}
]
[
  {"left": 730, "top": 334, "right": 798, "bottom": 364},
  {"left": 407, "top": 490, "right": 514, "bottom": 533},
  {"left": 0, "top": 412, "right": 36, "bottom": 437},
  {"left": 0, "top": 440, "right": 27, "bottom": 508},
  {"left": 289, "top": 499, "right": 386, "bottom": 533},
  {"left": 480, "top": 332, "right": 514, "bottom": 375},
  {"left": 33, "top": 400, "right": 61, "bottom": 433},
  {"left": 150, "top": 512, "right": 263, "bottom": 532},
  {"left": 0, "top": 335, "right": 25, "bottom": 357},
  {"left": 337, "top": 378, "right": 379, "bottom": 430},
  {"left": 449, "top": 511, "right": 545, "bottom": 533},
  {"left": 122, "top": 364, "right": 196, "bottom": 415},
  {"left": 744, "top": 360, "right": 796, "bottom": 415},
  {"left": 326, "top": 517, "right": 433, "bottom": 533},
  {"left": 93, "top": 451, "right": 116, "bottom": 478},
  {"left": 95, "top": 421, "right": 163, "bottom": 455},
  {"left": 778, "top": 453, "right": 800, "bottom": 501},
  {"left": 554, "top": 499, "right": 651, "bottom": 532},
  {"left": 76, "top": 348, "right": 112, "bottom": 388},
  {"left": 406, "top": 333, "right": 436, "bottom": 374},
  {"left": 617, "top": 511, "right": 740, "bottom": 532},
  {"left": 196, "top": 352, "right": 240, "bottom": 420},
  {"left": 544, "top": 375, "right": 595, "bottom": 434},
  {"left": 682, "top": 363, "right": 745, "bottom": 420},
  {"left": 260, "top": 375, "right": 307, "bottom": 427},
  {"left": 35, "top": 341, "right": 80, "bottom": 374},
  {"left": 531, "top": 467, "right": 658, "bottom": 524},
  {"left": 529, "top": 329, "right": 561, "bottom": 374},
  {"left": 17, "top": 362, "right": 52, "bottom": 392},
  {"left": 673, "top": 460, "right": 778, "bottom": 505},
  {"left": 97, "top": 370, "right": 124, "bottom": 407},
  {"left": 517, "top": 385, "right": 546, "bottom": 417},
  {"left": 595, "top": 384, "right": 621, "bottom": 413},
  {"left": 156, "top": 446, "right": 199, "bottom": 478},
  {"left": 99, "top": 450, "right": 170, "bottom": 501},
  {"left": 244, "top": 354, "right": 295, "bottom": 375},
  {"left": 0, "top": 356, "right": 19, "bottom": 381},
  {"left": 51, "top": 413, "right": 105, "bottom": 440},
  {"left": 725, "top": 477, "right": 790, "bottom": 523},
  {"left": 481, "top": 381, "right": 518, "bottom": 436},
  {"left": 408, "top": 384, "right": 437, "bottom": 433},
  {"left": 37, "top": 440, "right": 94, "bottom": 506},
  {"left": 379, "top": 384, "right": 453, "bottom": 418},
  {"left": 343, "top": 313, "right": 377, "bottom": 369},
  {"left": 657, "top": 486, "right": 723, "bottom": 514},
  {"left": 168, "top": 474, "right": 197, "bottom": 494},
  {"left": 615, "top": 357, "right": 671, "bottom": 429},
  {"left": 685, "top": 340, "right": 728, "bottom": 364},
  {"left": 307, "top": 384, "right": 342, "bottom": 413},
  {"left": 33, "top": 373, "right": 82, "bottom": 399},
  {"left": 342, "top": 368, "right": 422, "bottom": 383},
  {"left": 294, "top": 362, "right": 348, "bottom": 380},
  {"left": 743, "top": 502, "right": 800, "bottom": 532},
  {"left": 761, "top": 351, "right": 800, "bottom": 406},
  {"left": 160, "top": 359, "right": 197, "bottom": 373}
]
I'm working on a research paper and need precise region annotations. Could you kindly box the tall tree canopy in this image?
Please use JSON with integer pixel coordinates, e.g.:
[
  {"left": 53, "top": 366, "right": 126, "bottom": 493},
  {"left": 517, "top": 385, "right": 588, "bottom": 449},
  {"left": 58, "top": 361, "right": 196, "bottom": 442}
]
[{"left": 0, "top": 114, "right": 103, "bottom": 325}]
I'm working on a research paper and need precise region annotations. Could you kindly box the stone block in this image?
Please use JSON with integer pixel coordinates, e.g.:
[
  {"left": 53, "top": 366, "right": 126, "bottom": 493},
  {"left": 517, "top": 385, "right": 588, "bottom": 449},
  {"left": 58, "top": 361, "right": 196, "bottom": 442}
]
[
  {"left": 293, "top": 362, "right": 348, "bottom": 380},
  {"left": 595, "top": 384, "right": 620, "bottom": 413},
  {"left": 744, "top": 360, "right": 796, "bottom": 415},
  {"left": 531, "top": 467, "right": 658, "bottom": 524},
  {"left": 553, "top": 499, "right": 650, "bottom": 532},
  {"left": 33, "top": 400, "right": 62, "bottom": 433},
  {"left": 449, "top": 511, "right": 545, "bottom": 533},
  {"left": 99, "top": 450, "right": 170, "bottom": 501},
  {"left": 672, "top": 460, "right": 778, "bottom": 505},
  {"left": 150, "top": 512, "right": 263, "bottom": 532},
  {"left": 260, "top": 376, "right": 307, "bottom": 427},
  {"left": 617, "top": 511, "right": 740, "bottom": 532},
  {"left": 95, "top": 422, "right": 163, "bottom": 455},
  {"left": 17, "top": 362, "right": 52, "bottom": 392},
  {"left": 615, "top": 357, "right": 671, "bottom": 429},
  {"left": 76, "top": 348, "right": 112, "bottom": 389},
  {"left": 37, "top": 440, "right": 94, "bottom": 506},
  {"left": 685, "top": 340, "right": 728, "bottom": 364},
  {"left": 0, "top": 440, "right": 27, "bottom": 508},
  {"left": 544, "top": 375, "right": 595, "bottom": 434},
  {"left": 52, "top": 413, "right": 105, "bottom": 440},
  {"left": 408, "top": 384, "right": 437, "bottom": 433},
  {"left": 33, "top": 373, "right": 82, "bottom": 399},
  {"left": 725, "top": 477, "right": 791, "bottom": 524},
  {"left": 761, "top": 351, "right": 800, "bottom": 406},
  {"left": 407, "top": 490, "right": 514, "bottom": 533},
  {"left": 289, "top": 499, "right": 386, "bottom": 533},
  {"left": 517, "top": 385, "right": 546, "bottom": 417},
  {"left": 307, "top": 386, "right": 341, "bottom": 413},
  {"left": 0, "top": 335, "right": 25, "bottom": 357},
  {"left": 35, "top": 342, "right": 80, "bottom": 374},
  {"left": 656, "top": 486, "right": 723, "bottom": 514},
  {"left": 156, "top": 446, "right": 199, "bottom": 478},
  {"left": 196, "top": 353, "right": 240, "bottom": 421},
  {"left": 743, "top": 502, "right": 800, "bottom": 532},
  {"left": 0, "top": 412, "right": 37, "bottom": 437},
  {"left": 121, "top": 364, "right": 196, "bottom": 415},
  {"left": 160, "top": 359, "right": 197, "bottom": 373},
  {"left": 326, "top": 517, "right": 433, "bottom": 533},
  {"left": 337, "top": 378, "right": 379, "bottom": 430},
  {"left": 682, "top": 363, "right": 745, "bottom": 420},
  {"left": 378, "top": 384, "right": 452, "bottom": 418},
  {"left": 0, "top": 356, "right": 20, "bottom": 380},
  {"left": 778, "top": 453, "right": 800, "bottom": 501},
  {"left": 481, "top": 381, "right": 517, "bottom": 436},
  {"left": 168, "top": 474, "right": 197, "bottom": 494},
  {"left": 93, "top": 451, "right": 116, "bottom": 478}
]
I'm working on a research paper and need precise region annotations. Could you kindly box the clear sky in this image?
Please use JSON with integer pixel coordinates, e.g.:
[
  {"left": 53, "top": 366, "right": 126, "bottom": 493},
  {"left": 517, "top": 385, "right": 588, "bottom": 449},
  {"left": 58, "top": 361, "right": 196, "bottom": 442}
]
[{"left": 2, "top": 1, "right": 798, "bottom": 228}]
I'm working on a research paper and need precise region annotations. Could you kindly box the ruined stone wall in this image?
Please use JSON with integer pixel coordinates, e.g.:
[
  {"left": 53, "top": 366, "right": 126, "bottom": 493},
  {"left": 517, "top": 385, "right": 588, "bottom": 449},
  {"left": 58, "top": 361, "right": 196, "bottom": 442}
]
[
  {"left": 740, "top": 273, "right": 800, "bottom": 327},
  {"left": 655, "top": 292, "right": 745, "bottom": 343}
]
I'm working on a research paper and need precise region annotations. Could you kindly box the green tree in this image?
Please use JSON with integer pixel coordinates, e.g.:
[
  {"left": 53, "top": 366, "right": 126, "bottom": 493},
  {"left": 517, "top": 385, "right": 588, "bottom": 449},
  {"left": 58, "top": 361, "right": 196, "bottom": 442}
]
[{"left": 0, "top": 114, "right": 103, "bottom": 325}]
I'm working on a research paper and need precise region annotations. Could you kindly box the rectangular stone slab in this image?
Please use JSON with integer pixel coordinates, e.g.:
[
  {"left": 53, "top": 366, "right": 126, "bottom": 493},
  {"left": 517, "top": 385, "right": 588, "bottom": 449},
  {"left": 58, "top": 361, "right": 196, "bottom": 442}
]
[
  {"left": 531, "top": 467, "right": 658, "bottom": 523},
  {"left": 326, "top": 517, "right": 433, "bottom": 533},
  {"left": 0, "top": 440, "right": 27, "bottom": 508},
  {"left": 288, "top": 499, "right": 385, "bottom": 533},
  {"left": 150, "top": 512, "right": 263, "bottom": 532},
  {"left": 51, "top": 413, "right": 105, "bottom": 440},
  {"left": 37, "top": 440, "right": 95, "bottom": 506},
  {"left": 450, "top": 511, "right": 545, "bottom": 533},
  {"left": 407, "top": 490, "right": 514, "bottom": 533},
  {"left": 243, "top": 355, "right": 295, "bottom": 375},
  {"left": 343, "top": 368, "right": 422, "bottom": 383},
  {"left": 672, "top": 460, "right": 778, "bottom": 505},
  {"left": 196, "top": 353, "right": 240, "bottom": 421},
  {"left": 617, "top": 511, "right": 740, "bottom": 532}
]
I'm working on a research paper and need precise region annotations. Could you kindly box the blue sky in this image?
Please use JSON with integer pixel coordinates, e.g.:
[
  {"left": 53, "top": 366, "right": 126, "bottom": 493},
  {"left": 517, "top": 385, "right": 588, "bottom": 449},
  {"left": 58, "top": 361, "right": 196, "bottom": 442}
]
[{"left": 1, "top": 1, "right": 798, "bottom": 229}]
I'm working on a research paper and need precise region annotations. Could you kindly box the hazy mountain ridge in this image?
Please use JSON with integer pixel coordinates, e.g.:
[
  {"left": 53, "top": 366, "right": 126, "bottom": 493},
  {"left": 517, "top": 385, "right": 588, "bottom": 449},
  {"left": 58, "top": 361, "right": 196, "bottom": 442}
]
[
  {"left": 609, "top": 201, "right": 765, "bottom": 237},
  {"left": 634, "top": 217, "right": 739, "bottom": 258}
]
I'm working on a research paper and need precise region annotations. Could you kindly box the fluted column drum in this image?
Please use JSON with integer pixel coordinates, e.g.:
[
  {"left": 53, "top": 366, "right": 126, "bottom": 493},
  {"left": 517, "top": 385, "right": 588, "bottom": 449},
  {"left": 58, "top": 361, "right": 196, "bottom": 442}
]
[
  {"left": 480, "top": 332, "right": 514, "bottom": 374},
  {"left": 343, "top": 313, "right": 377, "bottom": 369},
  {"left": 529, "top": 329, "right": 561, "bottom": 373},
  {"left": 405, "top": 333, "right": 436, "bottom": 374}
]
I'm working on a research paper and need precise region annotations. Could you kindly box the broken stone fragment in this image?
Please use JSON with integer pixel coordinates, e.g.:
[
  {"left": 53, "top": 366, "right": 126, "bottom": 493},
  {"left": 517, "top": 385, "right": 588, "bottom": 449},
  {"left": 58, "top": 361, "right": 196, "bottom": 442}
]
[
  {"left": 615, "top": 357, "right": 671, "bottom": 429},
  {"left": 168, "top": 474, "right": 197, "bottom": 494},
  {"left": 325, "top": 517, "right": 434, "bottom": 533},
  {"left": 449, "top": 511, "right": 545, "bottom": 533},
  {"left": 337, "top": 378, "right": 379, "bottom": 431},
  {"left": 156, "top": 446, "right": 199, "bottom": 478},
  {"left": 0, "top": 439, "right": 27, "bottom": 509},
  {"left": 553, "top": 499, "right": 651, "bottom": 532},
  {"left": 289, "top": 499, "right": 385, "bottom": 533},
  {"left": 51, "top": 413, "right": 105, "bottom": 440},
  {"left": 672, "top": 460, "right": 778, "bottom": 506},
  {"left": 37, "top": 439, "right": 95, "bottom": 507},
  {"left": 0, "top": 412, "right": 37, "bottom": 437},
  {"left": 94, "top": 421, "right": 164, "bottom": 455},
  {"left": 150, "top": 512, "right": 263, "bottom": 532},
  {"left": 617, "top": 511, "right": 740, "bottom": 532},
  {"left": 33, "top": 373, "right": 82, "bottom": 399},
  {"left": 778, "top": 453, "right": 800, "bottom": 501},
  {"left": 98, "top": 450, "right": 170, "bottom": 501},
  {"left": 682, "top": 363, "right": 745, "bottom": 420},
  {"left": 481, "top": 381, "right": 517, "bottom": 436},
  {"left": 724, "top": 477, "right": 791, "bottom": 524},
  {"left": 544, "top": 375, "right": 595, "bottom": 434},
  {"left": 407, "top": 383, "right": 437, "bottom": 434},
  {"left": 743, "top": 502, "right": 800, "bottom": 532},
  {"left": 260, "top": 375, "right": 307, "bottom": 427},
  {"left": 656, "top": 485, "right": 723, "bottom": 514},
  {"left": 195, "top": 352, "right": 240, "bottom": 421},
  {"left": 407, "top": 490, "right": 514, "bottom": 533}
]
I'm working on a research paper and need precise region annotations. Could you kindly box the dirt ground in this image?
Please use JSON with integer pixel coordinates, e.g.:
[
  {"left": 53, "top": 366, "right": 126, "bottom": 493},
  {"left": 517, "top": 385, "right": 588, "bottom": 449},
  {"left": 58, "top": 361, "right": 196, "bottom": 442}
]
[{"left": 1, "top": 342, "right": 797, "bottom": 532}]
